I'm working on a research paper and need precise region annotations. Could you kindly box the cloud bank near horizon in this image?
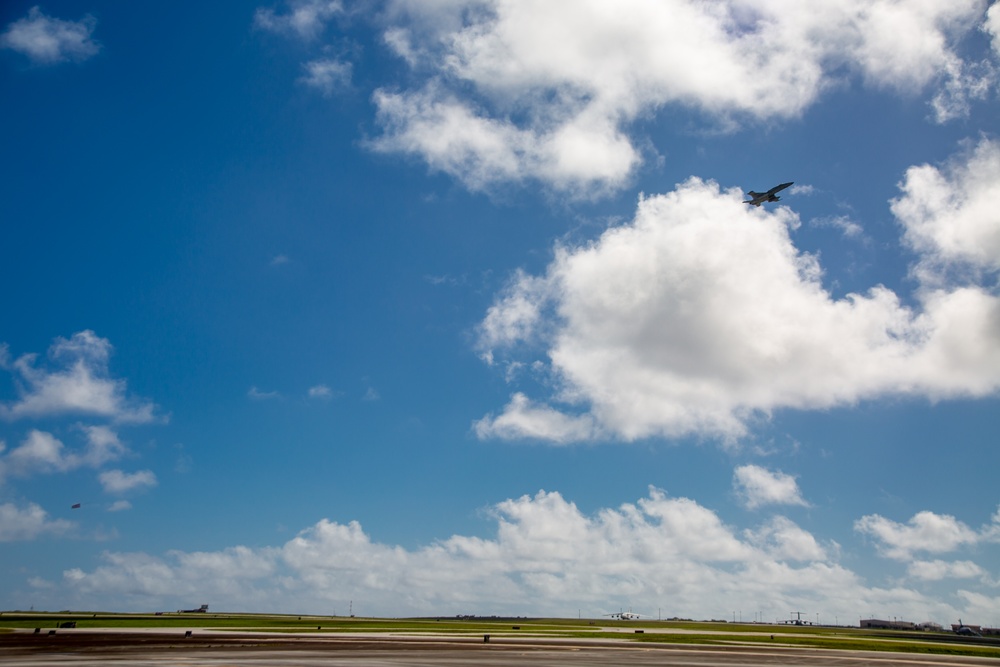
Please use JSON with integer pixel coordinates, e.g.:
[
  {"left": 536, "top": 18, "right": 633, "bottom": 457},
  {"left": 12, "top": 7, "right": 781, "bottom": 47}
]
[{"left": 40, "top": 485, "right": 1000, "bottom": 622}]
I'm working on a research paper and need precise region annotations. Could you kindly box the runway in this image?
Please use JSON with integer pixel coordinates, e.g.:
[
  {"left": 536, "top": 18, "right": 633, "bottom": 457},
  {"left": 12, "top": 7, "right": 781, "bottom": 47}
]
[{"left": 3, "top": 630, "right": 999, "bottom": 667}]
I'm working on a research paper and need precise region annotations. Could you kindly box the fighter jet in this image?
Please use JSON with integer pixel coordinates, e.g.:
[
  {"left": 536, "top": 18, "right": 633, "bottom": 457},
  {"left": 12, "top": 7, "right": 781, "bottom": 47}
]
[{"left": 744, "top": 181, "right": 793, "bottom": 206}]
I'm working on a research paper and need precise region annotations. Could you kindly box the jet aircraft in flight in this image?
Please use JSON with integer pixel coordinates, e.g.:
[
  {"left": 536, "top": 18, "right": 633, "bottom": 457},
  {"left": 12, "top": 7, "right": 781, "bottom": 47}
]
[{"left": 744, "top": 181, "right": 793, "bottom": 206}]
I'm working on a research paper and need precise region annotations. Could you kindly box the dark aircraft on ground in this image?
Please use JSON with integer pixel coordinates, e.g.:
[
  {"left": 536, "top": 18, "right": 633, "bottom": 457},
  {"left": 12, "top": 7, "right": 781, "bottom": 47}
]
[
  {"left": 956, "top": 619, "right": 982, "bottom": 636},
  {"left": 744, "top": 181, "right": 793, "bottom": 206}
]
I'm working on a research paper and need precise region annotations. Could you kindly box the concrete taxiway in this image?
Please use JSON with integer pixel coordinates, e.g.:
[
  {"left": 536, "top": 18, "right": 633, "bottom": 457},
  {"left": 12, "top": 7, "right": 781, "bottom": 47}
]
[{"left": 3, "top": 629, "right": 1000, "bottom": 667}]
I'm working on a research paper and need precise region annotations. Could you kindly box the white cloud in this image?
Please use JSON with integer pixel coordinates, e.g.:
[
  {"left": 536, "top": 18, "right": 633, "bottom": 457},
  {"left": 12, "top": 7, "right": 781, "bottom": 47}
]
[
  {"left": 733, "top": 465, "right": 809, "bottom": 510},
  {"left": 53, "top": 487, "right": 975, "bottom": 622},
  {"left": 811, "top": 215, "right": 865, "bottom": 239},
  {"left": 248, "top": 386, "right": 280, "bottom": 400},
  {"left": 3, "top": 430, "right": 74, "bottom": 476},
  {"left": 0, "top": 502, "right": 73, "bottom": 542},
  {"left": 985, "top": 3, "right": 1000, "bottom": 55},
  {"left": 475, "top": 168, "right": 1000, "bottom": 443},
  {"left": 307, "top": 384, "right": 333, "bottom": 399},
  {"left": 0, "top": 426, "right": 130, "bottom": 482},
  {"left": 744, "top": 516, "right": 828, "bottom": 562},
  {"left": 473, "top": 392, "right": 599, "bottom": 443},
  {"left": 99, "top": 469, "right": 157, "bottom": 495},
  {"left": 892, "top": 136, "right": 1000, "bottom": 284},
  {"left": 254, "top": 0, "right": 344, "bottom": 41},
  {"left": 907, "top": 559, "right": 985, "bottom": 581},
  {"left": 854, "top": 508, "right": 1000, "bottom": 560},
  {"left": 0, "top": 331, "right": 159, "bottom": 424},
  {"left": 107, "top": 500, "right": 132, "bottom": 512},
  {"left": 929, "top": 58, "right": 996, "bottom": 124},
  {"left": 300, "top": 58, "right": 351, "bottom": 96},
  {"left": 78, "top": 425, "right": 128, "bottom": 467},
  {"left": 370, "top": 0, "right": 992, "bottom": 194},
  {"left": 0, "top": 6, "right": 100, "bottom": 65},
  {"left": 63, "top": 546, "right": 280, "bottom": 606}
]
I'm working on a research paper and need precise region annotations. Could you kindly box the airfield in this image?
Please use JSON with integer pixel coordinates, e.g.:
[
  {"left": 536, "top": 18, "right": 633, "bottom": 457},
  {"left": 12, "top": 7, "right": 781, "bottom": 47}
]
[{"left": 2, "top": 613, "right": 1000, "bottom": 666}]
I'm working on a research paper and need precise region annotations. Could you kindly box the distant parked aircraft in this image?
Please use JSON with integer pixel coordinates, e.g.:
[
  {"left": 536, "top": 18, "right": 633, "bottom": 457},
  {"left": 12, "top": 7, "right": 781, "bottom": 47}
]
[
  {"left": 744, "top": 181, "right": 793, "bottom": 206},
  {"left": 604, "top": 609, "right": 644, "bottom": 620},
  {"left": 180, "top": 604, "right": 209, "bottom": 613}
]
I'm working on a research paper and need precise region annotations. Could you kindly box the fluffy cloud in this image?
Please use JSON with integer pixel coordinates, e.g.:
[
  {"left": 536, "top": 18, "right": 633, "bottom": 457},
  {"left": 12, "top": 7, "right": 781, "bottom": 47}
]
[
  {"left": 254, "top": 0, "right": 344, "bottom": 41},
  {"left": 64, "top": 546, "right": 280, "bottom": 606},
  {"left": 892, "top": 136, "right": 1000, "bottom": 284},
  {"left": 369, "top": 0, "right": 993, "bottom": 194},
  {"left": 855, "top": 508, "right": 1000, "bottom": 560},
  {"left": 473, "top": 392, "right": 598, "bottom": 444},
  {"left": 78, "top": 425, "right": 129, "bottom": 467},
  {"left": 986, "top": 3, "right": 1000, "bottom": 55},
  {"left": 307, "top": 384, "right": 334, "bottom": 399},
  {"left": 0, "top": 502, "right": 73, "bottom": 542},
  {"left": 3, "top": 430, "right": 74, "bottom": 477},
  {"left": 907, "top": 559, "right": 985, "bottom": 581},
  {"left": 299, "top": 57, "right": 352, "bottom": 96},
  {"left": 248, "top": 386, "right": 280, "bottom": 400},
  {"left": 0, "top": 331, "right": 159, "bottom": 424},
  {"left": 98, "top": 469, "right": 157, "bottom": 495},
  {"left": 0, "top": 6, "right": 100, "bottom": 65},
  {"left": 52, "top": 488, "right": 971, "bottom": 621},
  {"left": 733, "top": 465, "right": 809, "bottom": 510},
  {"left": 476, "top": 144, "right": 1000, "bottom": 443},
  {"left": 1, "top": 427, "right": 130, "bottom": 480}
]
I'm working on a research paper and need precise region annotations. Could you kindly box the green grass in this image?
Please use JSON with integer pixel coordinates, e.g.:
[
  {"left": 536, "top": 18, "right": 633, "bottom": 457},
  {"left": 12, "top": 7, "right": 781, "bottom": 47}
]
[{"left": 1, "top": 612, "right": 997, "bottom": 658}]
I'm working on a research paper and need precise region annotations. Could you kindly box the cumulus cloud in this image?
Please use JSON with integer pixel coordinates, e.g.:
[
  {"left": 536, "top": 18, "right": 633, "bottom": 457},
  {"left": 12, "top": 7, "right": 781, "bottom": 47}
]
[
  {"left": 0, "top": 6, "right": 100, "bottom": 65},
  {"left": 733, "top": 465, "right": 809, "bottom": 510},
  {"left": 3, "top": 430, "right": 75, "bottom": 477},
  {"left": 52, "top": 487, "right": 974, "bottom": 621},
  {"left": 929, "top": 58, "right": 996, "bottom": 124},
  {"left": 474, "top": 392, "right": 599, "bottom": 443},
  {"left": 99, "top": 469, "right": 157, "bottom": 495},
  {"left": 892, "top": 136, "right": 1000, "bottom": 285},
  {"left": 300, "top": 57, "right": 352, "bottom": 96},
  {"left": 810, "top": 215, "right": 865, "bottom": 239},
  {"left": 0, "top": 331, "right": 159, "bottom": 424},
  {"left": 254, "top": 0, "right": 343, "bottom": 41},
  {"left": 855, "top": 508, "right": 1000, "bottom": 560},
  {"left": 78, "top": 425, "right": 129, "bottom": 467},
  {"left": 368, "top": 0, "right": 993, "bottom": 194},
  {"left": 0, "top": 502, "right": 73, "bottom": 542},
  {"left": 985, "top": 3, "right": 1000, "bottom": 55},
  {"left": 307, "top": 384, "right": 334, "bottom": 399},
  {"left": 248, "top": 386, "right": 280, "bottom": 400},
  {"left": 476, "top": 152, "right": 1000, "bottom": 443},
  {"left": 0, "top": 427, "right": 131, "bottom": 480},
  {"left": 63, "top": 546, "right": 280, "bottom": 607},
  {"left": 907, "top": 559, "right": 985, "bottom": 581}
]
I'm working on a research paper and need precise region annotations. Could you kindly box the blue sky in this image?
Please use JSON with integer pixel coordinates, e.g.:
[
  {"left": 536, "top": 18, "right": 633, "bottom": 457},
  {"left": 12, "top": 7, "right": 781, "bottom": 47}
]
[{"left": 2, "top": 0, "right": 999, "bottom": 625}]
